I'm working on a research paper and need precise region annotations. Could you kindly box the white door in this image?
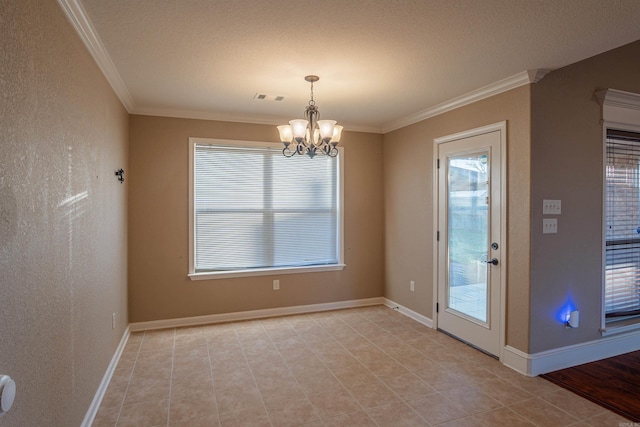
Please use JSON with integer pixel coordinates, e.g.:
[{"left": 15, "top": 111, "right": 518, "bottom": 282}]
[{"left": 435, "top": 122, "right": 505, "bottom": 357}]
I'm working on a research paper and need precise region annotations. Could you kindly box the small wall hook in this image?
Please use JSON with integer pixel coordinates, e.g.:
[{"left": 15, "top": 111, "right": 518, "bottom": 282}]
[{"left": 115, "top": 168, "right": 124, "bottom": 184}]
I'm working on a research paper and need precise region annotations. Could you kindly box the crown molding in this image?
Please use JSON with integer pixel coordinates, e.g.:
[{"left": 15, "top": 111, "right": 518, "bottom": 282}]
[
  {"left": 57, "top": 0, "right": 135, "bottom": 112},
  {"left": 596, "top": 88, "right": 640, "bottom": 110},
  {"left": 382, "top": 69, "right": 551, "bottom": 133},
  {"left": 596, "top": 88, "right": 640, "bottom": 128},
  {"left": 132, "top": 106, "right": 382, "bottom": 134}
]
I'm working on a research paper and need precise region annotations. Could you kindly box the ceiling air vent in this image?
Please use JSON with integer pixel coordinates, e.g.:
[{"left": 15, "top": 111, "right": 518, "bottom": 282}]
[{"left": 254, "top": 93, "right": 285, "bottom": 101}]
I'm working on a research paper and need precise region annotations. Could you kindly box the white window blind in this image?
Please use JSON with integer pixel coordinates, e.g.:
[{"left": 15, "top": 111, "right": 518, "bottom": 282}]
[
  {"left": 605, "top": 129, "right": 640, "bottom": 318},
  {"left": 193, "top": 142, "right": 340, "bottom": 273}
]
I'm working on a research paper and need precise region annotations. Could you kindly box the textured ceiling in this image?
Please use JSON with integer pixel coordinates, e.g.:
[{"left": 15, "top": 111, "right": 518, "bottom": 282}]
[{"left": 79, "top": 0, "right": 640, "bottom": 133}]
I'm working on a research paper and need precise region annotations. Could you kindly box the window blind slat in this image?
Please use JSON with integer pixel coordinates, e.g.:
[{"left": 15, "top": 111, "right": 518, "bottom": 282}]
[
  {"left": 194, "top": 143, "right": 339, "bottom": 272},
  {"left": 605, "top": 129, "right": 640, "bottom": 317}
]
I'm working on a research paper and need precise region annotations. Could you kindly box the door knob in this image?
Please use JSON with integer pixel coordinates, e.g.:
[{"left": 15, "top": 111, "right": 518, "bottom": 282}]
[{"left": 486, "top": 258, "right": 499, "bottom": 266}]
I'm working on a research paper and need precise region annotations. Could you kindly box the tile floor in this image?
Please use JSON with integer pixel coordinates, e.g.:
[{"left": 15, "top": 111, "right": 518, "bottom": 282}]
[{"left": 92, "top": 305, "right": 630, "bottom": 426}]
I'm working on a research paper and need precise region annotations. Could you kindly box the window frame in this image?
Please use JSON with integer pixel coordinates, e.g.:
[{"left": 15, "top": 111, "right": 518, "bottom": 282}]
[
  {"left": 188, "top": 137, "right": 345, "bottom": 280},
  {"left": 599, "top": 89, "right": 640, "bottom": 335}
]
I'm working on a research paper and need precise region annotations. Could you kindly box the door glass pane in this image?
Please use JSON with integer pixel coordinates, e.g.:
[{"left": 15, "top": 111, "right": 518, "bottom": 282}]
[{"left": 447, "top": 153, "right": 489, "bottom": 322}]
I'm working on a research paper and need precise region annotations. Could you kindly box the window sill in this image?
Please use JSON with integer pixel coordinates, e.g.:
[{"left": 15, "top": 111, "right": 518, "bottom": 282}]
[
  {"left": 601, "top": 316, "right": 640, "bottom": 336},
  {"left": 188, "top": 264, "right": 346, "bottom": 280}
]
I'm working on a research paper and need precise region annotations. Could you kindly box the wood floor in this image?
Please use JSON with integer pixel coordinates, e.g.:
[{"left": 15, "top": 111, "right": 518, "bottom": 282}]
[{"left": 541, "top": 350, "right": 640, "bottom": 422}]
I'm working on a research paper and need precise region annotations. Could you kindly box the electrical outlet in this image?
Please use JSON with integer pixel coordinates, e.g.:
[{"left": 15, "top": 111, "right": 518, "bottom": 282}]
[
  {"left": 543, "top": 218, "right": 558, "bottom": 234},
  {"left": 543, "top": 199, "right": 561, "bottom": 215},
  {"left": 410, "top": 280, "right": 415, "bottom": 292},
  {"left": 273, "top": 279, "right": 280, "bottom": 290},
  {"left": 112, "top": 313, "right": 116, "bottom": 330}
]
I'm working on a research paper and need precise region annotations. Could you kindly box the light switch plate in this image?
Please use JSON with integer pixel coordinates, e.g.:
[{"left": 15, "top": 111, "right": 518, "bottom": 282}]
[
  {"left": 543, "top": 199, "right": 561, "bottom": 215},
  {"left": 543, "top": 218, "right": 558, "bottom": 234}
]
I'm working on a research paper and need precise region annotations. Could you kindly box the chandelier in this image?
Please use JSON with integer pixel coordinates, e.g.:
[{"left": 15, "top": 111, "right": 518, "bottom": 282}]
[{"left": 277, "top": 75, "right": 343, "bottom": 158}]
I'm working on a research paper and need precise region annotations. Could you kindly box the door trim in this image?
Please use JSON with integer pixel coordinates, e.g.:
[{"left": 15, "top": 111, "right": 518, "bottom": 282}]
[{"left": 432, "top": 121, "right": 507, "bottom": 361}]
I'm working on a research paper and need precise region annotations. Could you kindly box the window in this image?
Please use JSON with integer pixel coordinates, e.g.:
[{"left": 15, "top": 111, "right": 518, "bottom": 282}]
[
  {"left": 599, "top": 88, "right": 640, "bottom": 333},
  {"left": 188, "top": 138, "right": 344, "bottom": 280},
  {"left": 605, "top": 129, "right": 640, "bottom": 320}
]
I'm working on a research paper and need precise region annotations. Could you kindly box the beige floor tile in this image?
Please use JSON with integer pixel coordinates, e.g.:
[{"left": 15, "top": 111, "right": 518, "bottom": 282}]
[
  {"left": 271, "top": 335, "right": 306, "bottom": 351},
  {"left": 255, "top": 374, "right": 305, "bottom": 402},
  {"left": 366, "top": 401, "right": 429, "bottom": 426},
  {"left": 116, "top": 398, "right": 168, "bottom": 427},
  {"left": 169, "top": 414, "right": 220, "bottom": 427},
  {"left": 218, "top": 404, "right": 271, "bottom": 427},
  {"left": 424, "top": 348, "right": 470, "bottom": 365},
  {"left": 173, "top": 342, "right": 208, "bottom": 358},
  {"left": 540, "top": 388, "right": 607, "bottom": 420},
  {"left": 169, "top": 394, "right": 217, "bottom": 424},
  {"left": 265, "top": 396, "right": 320, "bottom": 427},
  {"left": 215, "top": 383, "right": 263, "bottom": 414},
  {"left": 405, "top": 335, "right": 440, "bottom": 351},
  {"left": 497, "top": 369, "right": 561, "bottom": 395},
  {"left": 477, "top": 377, "right": 533, "bottom": 406},
  {"left": 287, "top": 355, "right": 330, "bottom": 377},
  {"left": 581, "top": 409, "right": 633, "bottom": 425},
  {"left": 139, "top": 338, "right": 175, "bottom": 353},
  {"left": 362, "top": 356, "right": 410, "bottom": 378},
  {"left": 130, "top": 367, "right": 172, "bottom": 386},
  {"left": 454, "top": 362, "right": 500, "bottom": 384},
  {"left": 210, "top": 359, "right": 251, "bottom": 380},
  {"left": 394, "top": 351, "right": 434, "bottom": 372},
  {"left": 170, "top": 377, "right": 214, "bottom": 399},
  {"left": 380, "top": 373, "right": 437, "bottom": 400},
  {"left": 99, "top": 380, "right": 128, "bottom": 411},
  {"left": 123, "top": 376, "right": 170, "bottom": 405},
  {"left": 295, "top": 371, "right": 346, "bottom": 395},
  {"left": 331, "top": 365, "right": 377, "bottom": 388},
  {"left": 438, "top": 407, "right": 535, "bottom": 427},
  {"left": 345, "top": 378, "right": 401, "bottom": 409},
  {"left": 278, "top": 343, "right": 319, "bottom": 363},
  {"left": 322, "top": 410, "right": 377, "bottom": 426},
  {"left": 249, "top": 359, "right": 291, "bottom": 378},
  {"left": 174, "top": 333, "right": 208, "bottom": 347},
  {"left": 94, "top": 306, "right": 627, "bottom": 427},
  {"left": 407, "top": 390, "right": 492, "bottom": 425},
  {"left": 307, "top": 389, "right": 362, "bottom": 419},
  {"left": 212, "top": 367, "right": 255, "bottom": 388},
  {"left": 414, "top": 365, "right": 471, "bottom": 391},
  {"left": 91, "top": 415, "right": 118, "bottom": 427},
  {"left": 441, "top": 385, "right": 502, "bottom": 412},
  {"left": 208, "top": 346, "right": 244, "bottom": 360},
  {"left": 509, "top": 397, "right": 579, "bottom": 426}
]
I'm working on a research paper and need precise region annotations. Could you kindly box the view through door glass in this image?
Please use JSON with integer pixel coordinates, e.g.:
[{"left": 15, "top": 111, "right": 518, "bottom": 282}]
[{"left": 448, "top": 152, "right": 489, "bottom": 323}]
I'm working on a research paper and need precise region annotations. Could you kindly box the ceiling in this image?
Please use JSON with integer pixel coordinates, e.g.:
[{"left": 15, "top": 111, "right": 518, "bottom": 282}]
[{"left": 74, "top": 0, "right": 640, "bottom": 133}]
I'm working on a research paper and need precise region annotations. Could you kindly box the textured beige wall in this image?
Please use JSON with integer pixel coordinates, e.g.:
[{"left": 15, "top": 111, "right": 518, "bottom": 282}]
[
  {"left": 529, "top": 40, "right": 640, "bottom": 353},
  {"left": 383, "top": 86, "right": 531, "bottom": 352},
  {"left": 0, "top": 1, "right": 129, "bottom": 426},
  {"left": 128, "top": 115, "right": 384, "bottom": 323}
]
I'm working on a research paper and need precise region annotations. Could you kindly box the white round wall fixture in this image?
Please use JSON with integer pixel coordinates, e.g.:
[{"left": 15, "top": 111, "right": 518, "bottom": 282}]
[{"left": 0, "top": 375, "right": 16, "bottom": 414}]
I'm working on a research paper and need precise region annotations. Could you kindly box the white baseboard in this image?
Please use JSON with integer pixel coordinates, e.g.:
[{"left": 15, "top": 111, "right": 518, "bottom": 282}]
[
  {"left": 502, "top": 345, "right": 535, "bottom": 376},
  {"left": 503, "top": 328, "right": 640, "bottom": 377},
  {"left": 81, "top": 326, "right": 130, "bottom": 427},
  {"left": 130, "top": 297, "right": 385, "bottom": 331},
  {"left": 382, "top": 298, "right": 434, "bottom": 329}
]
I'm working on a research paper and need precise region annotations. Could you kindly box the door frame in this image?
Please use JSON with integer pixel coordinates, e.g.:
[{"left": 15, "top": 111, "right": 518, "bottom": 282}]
[{"left": 432, "top": 121, "right": 508, "bottom": 361}]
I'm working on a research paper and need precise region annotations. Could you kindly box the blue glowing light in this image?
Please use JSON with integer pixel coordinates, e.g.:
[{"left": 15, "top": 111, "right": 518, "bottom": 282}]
[{"left": 556, "top": 296, "right": 577, "bottom": 324}]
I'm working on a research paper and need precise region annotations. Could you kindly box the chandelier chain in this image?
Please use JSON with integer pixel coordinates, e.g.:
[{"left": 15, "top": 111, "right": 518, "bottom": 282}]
[{"left": 309, "top": 80, "right": 315, "bottom": 106}]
